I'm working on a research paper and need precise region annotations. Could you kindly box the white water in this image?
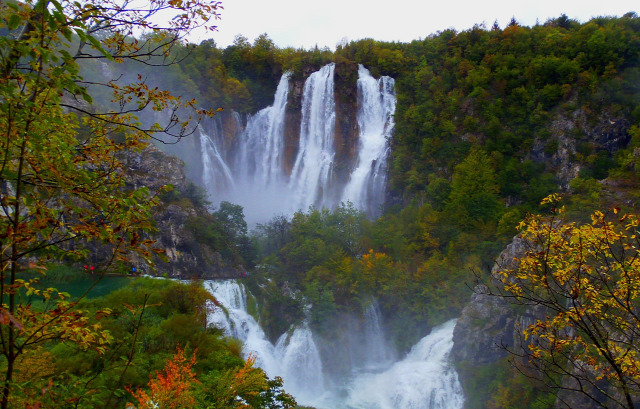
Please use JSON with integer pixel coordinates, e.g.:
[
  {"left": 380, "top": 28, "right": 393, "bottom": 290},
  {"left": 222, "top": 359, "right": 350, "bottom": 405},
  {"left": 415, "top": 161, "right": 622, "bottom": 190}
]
[
  {"left": 205, "top": 280, "right": 326, "bottom": 404},
  {"left": 190, "top": 64, "right": 395, "bottom": 224},
  {"left": 341, "top": 65, "right": 395, "bottom": 215},
  {"left": 198, "top": 124, "right": 234, "bottom": 195},
  {"left": 360, "top": 301, "right": 395, "bottom": 370},
  {"left": 236, "top": 73, "right": 290, "bottom": 188},
  {"left": 288, "top": 63, "right": 337, "bottom": 211},
  {"left": 343, "top": 320, "right": 464, "bottom": 409},
  {"left": 205, "top": 280, "right": 464, "bottom": 409}
]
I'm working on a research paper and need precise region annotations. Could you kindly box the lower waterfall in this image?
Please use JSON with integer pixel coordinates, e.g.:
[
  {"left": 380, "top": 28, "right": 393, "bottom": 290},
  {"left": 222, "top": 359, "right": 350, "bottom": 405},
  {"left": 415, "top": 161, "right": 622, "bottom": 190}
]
[{"left": 205, "top": 280, "right": 464, "bottom": 409}]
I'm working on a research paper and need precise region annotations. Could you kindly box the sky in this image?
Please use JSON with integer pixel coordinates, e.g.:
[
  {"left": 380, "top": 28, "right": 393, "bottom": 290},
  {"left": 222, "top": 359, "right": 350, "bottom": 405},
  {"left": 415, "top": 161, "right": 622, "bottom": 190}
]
[{"left": 193, "top": 0, "right": 639, "bottom": 50}]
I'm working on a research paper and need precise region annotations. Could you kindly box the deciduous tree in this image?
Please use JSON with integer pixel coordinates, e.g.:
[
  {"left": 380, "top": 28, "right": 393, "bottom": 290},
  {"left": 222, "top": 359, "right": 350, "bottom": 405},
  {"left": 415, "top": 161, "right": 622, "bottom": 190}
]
[
  {"left": 490, "top": 195, "right": 640, "bottom": 409},
  {"left": 0, "top": 0, "right": 220, "bottom": 406}
]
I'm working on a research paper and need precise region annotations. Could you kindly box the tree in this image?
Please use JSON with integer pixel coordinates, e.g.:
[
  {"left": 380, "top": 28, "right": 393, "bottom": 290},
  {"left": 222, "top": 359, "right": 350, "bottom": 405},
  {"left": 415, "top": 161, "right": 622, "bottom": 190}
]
[
  {"left": 127, "top": 347, "right": 198, "bottom": 409},
  {"left": 215, "top": 201, "right": 248, "bottom": 240},
  {"left": 195, "top": 355, "right": 297, "bottom": 409},
  {"left": 490, "top": 195, "right": 640, "bottom": 409},
  {"left": 0, "top": 0, "right": 219, "bottom": 406},
  {"left": 446, "top": 148, "right": 502, "bottom": 229}
]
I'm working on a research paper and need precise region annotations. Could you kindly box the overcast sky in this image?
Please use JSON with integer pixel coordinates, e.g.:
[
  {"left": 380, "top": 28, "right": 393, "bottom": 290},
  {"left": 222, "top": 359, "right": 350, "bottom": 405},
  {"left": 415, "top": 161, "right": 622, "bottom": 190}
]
[{"left": 193, "top": 0, "right": 638, "bottom": 50}]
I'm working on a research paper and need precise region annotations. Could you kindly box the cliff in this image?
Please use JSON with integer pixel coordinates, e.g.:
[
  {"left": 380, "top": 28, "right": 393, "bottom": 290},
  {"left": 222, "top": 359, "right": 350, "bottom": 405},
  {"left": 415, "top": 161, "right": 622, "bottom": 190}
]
[{"left": 116, "top": 144, "right": 241, "bottom": 278}]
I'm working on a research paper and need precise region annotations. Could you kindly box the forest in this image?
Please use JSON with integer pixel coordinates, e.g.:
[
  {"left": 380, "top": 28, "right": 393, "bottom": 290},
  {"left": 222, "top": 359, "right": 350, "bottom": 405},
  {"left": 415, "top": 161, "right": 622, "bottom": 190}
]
[{"left": 1, "top": 0, "right": 640, "bottom": 407}]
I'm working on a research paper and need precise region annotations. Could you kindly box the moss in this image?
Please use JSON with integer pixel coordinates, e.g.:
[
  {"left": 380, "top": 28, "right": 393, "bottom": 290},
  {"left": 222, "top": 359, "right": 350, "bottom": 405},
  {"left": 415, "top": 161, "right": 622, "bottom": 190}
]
[{"left": 245, "top": 289, "right": 260, "bottom": 323}]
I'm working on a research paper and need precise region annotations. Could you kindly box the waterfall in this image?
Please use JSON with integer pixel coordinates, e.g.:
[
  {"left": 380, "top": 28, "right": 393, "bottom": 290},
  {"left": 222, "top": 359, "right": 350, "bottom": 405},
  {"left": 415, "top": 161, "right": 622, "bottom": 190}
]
[
  {"left": 341, "top": 65, "right": 395, "bottom": 216},
  {"left": 205, "top": 280, "right": 326, "bottom": 406},
  {"left": 198, "top": 124, "right": 234, "bottom": 195},
  {"left": 191, "top": 63, "right": 396, "bottom": 224},
  {"left": 275, "top": 323, "right": 325, "bottom": 403},
  {"left": 236, "top": 73, "right": 290, "bottom": 187},
  {"left": 218, "top": 74, "right": 292, "bottom": 222},
  {"left": 345, "top": 320, "right": 464, "bottom": 409},
  {"left": 360, "top": 300, "right": 395, "bottom": 370},
  {"left": 288, "top": 63, "right": 337, "bottom": 211},
  {"left": 205, "top": 280, "right": 464, "bottom": 409}
]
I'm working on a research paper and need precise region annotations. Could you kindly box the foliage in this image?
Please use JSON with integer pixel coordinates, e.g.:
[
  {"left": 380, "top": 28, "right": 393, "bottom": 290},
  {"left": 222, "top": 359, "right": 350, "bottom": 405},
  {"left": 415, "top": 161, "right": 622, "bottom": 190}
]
[
  {"left": 445, "top": 148, "right": 502, "bottom": 229},
  {"left": 492, "top": 196, "right": 640, "bottom": 408},
  {"left": 127, "top": 347, "right": 198, "bottom": 409},
  {"left": 14, "top": 277, "right": 297, "bottom": 408},
  {"left": 456, "top": 358, "right": 554, "bottom": 409},
  {"left": 0, "top": 0, "right": 220, "bottom": 405},
  {"left": 250, "top": 203, "right": 483, "bottom": 349},
  {"left": 194, "top": 355, "right": 296, "bottom": 409}
]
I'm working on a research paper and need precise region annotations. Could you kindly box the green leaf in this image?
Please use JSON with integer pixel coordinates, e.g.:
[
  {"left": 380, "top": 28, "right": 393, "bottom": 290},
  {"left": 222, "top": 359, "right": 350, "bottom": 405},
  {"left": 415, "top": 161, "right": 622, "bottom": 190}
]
[
  {"left": 74, "top": 28, "right": 86, "bottom": 42},
  {"left": 49, "top": 0, "right": 64, "bottom": 14},
  {"left": 87, "top": 34, "right": 114, "bottom": 61},
  {"left": 59, "top": 49, "right": 73, "bottom": 63},
  {"left": 81, "top": 91, "right": 93, "bottom": 104},
  {"left": 62, "top": 27, "right": 72, "bottom": 42},
  {"left": 8, "top": 14, "right": 21, "bottom": 31}
]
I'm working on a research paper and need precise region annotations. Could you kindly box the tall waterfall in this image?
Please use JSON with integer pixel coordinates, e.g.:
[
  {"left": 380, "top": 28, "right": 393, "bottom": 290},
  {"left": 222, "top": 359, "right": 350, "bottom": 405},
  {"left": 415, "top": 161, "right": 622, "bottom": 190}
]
[
  {"left": 288, "top": 63, "right": 337, "bottom": 211},
  {"left": 236, "top": 73, "right": 290, "bottom": 187},
  {"left": 205, "top": 280, "right": 464, "bottom": 409},
  {"left": 189, "top": 63, "right": 396, "bottom": 224},
  {"left": 341, "top": 65, "right": 395, "bottom": 215}
]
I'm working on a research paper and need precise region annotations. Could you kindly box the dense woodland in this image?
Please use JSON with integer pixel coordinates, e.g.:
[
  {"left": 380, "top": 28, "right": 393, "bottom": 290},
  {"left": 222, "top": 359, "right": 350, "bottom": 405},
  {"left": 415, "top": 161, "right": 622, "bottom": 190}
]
[{"left": 2, "top": 1, "right": 640, "bottom": 407}]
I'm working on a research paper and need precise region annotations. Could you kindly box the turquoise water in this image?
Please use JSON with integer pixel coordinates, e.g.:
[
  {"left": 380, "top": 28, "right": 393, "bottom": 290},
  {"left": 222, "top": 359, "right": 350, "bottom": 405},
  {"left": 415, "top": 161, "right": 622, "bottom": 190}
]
[{"left": 16, "top": 265, "right": 131, "bottom": 302}]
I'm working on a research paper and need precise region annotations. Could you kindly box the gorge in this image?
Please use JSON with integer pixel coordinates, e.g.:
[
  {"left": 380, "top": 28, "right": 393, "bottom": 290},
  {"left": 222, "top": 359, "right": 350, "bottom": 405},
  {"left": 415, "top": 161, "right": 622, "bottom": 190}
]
[
  {"left": 168, "top": 62, "right": 467, "bottom": 407},
  {"left": 139, "top": 22, "right": 640, "bottom": 407}
]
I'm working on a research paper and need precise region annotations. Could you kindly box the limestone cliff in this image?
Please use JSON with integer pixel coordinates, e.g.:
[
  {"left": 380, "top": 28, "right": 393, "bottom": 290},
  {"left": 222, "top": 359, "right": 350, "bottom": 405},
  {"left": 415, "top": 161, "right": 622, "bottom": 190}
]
[
  {"left": 527, "top": 106, "right": 630, "bottom": 190},
  {"left": 451, "top": 237, "right": 532, "bottom": 364},
  {"left": 333, "top": 60, "right": 360, "bottom": 182},
  {"left": 118, "top": 144, "right": 240, "bottom": 278}
]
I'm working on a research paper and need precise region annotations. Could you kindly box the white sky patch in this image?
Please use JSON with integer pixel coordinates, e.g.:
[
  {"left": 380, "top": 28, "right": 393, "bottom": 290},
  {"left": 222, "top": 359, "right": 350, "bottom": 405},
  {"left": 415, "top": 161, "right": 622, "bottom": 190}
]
[{"left": 190, "top": 0, "right": 638, "bottom": 49}]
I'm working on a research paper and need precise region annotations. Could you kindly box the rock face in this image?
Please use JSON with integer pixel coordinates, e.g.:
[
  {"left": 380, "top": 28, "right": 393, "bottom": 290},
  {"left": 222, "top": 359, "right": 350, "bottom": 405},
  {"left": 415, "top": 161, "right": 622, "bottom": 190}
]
[
  {"left": 527, "top": 107, "right": 630, "bottom": 190},
  {"left": 333, "top": 60, "right": 360, "bottom": 182},
  {"left": 451, "top": 237, "right": 530, "bottom": 367},
  {"left": 119, "top": 144, "right": 238, "bottom": 278},
  {"left": 451, "top": 237, "right": 559, "bottom": 409},
  {"left": 451, "top": 234, "right": 625, "bottom": 409}
]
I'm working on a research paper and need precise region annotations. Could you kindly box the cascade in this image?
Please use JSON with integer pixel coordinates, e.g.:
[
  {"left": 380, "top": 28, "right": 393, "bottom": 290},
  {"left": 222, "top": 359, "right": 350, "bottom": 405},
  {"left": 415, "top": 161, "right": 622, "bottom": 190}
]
[
  {"left": 191, "top": 63, "right": 396, "bottom": 224},
  {"left": 275, "top": 323, "right": 325, "bottom": 403},
  {"left": 219, "top": 73, "right": 292, "bottom": 222},
  {"left": 288, "top": 63, "right": 337, "bottom": 211},
  {"left": 205, "top": 280, "right": 464, "bottom": 409},
  {"left": 341, "top": 65, "right": 395, "bottom": 216},
  {"left": 235, "top": 73, "right": 290, "bottom": 187},
  {"left": 344, "top": 320, "right": 464, "bottom": 409},
  {"left": 360, "top": 300, "right": 395, "bottom": 370},
  {"left": 198, "top": 124, "right": 234, "bottom": 195},
  {"left": 205, "top": 280, "right": 326, "bottom": 406}
]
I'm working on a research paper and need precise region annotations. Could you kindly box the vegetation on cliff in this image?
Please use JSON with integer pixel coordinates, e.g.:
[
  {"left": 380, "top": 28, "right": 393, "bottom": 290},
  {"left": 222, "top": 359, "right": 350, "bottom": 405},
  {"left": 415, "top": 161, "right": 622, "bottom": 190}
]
[
  {"left": 0, "top": 0, "right": 291, "bottom": 407},
  {"left": 488, "top": 196, "right": 640, "bottom": 409}
]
